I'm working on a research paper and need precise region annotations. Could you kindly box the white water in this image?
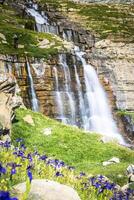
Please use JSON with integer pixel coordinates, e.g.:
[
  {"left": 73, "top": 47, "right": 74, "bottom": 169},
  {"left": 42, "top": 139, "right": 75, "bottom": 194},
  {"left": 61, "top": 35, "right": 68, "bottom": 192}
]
[
  {"left": 74, "top": 64, "right": 88, "bottom": 129},
  {"left": 59, "top": 54, "right": 76, "bottom": 125},
  {"left": 27, "top": 8, "right": 46, "bottom": 25},
  {"left": 75, "top": 48, "right": 125, "bottom": 143},
  {"left": 53, "top": 67, "right": 67, "bottom": 123},
  {"left": 26, "top": 60, "right": 39, "bottom": 112},
  {"left": 27, "top": 3, "right": 125, "bottom": 143}
]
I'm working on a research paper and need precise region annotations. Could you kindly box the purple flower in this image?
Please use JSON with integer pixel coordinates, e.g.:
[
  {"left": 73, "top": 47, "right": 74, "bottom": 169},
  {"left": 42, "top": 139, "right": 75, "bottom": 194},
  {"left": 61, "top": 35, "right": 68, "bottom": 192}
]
[
  {"left": 4, "top": 141, "right": 11, "bottom": 149},
  {"left": 80, "top": 172, "right": 86, "bottom": 177},
  {"left": 27, "top": 170, "right": 32, "bottom": 183},
  {"left": 55, "top": 171, "right": 64, "bottom": 177},
  {"left": 0, "top": 163, "right": 6, "bottom": 175},
  {"left": 0, "top": 191, "right": 18, "bottom": 200},
  {"left": 11, "top": 168, "right": 16, "bottom": 175},
  {"left": 27, "top": 153, "right": 33, "bottom": 162},
  {"left": 40, "top": 155, "right": 47, "bottom": 161}
]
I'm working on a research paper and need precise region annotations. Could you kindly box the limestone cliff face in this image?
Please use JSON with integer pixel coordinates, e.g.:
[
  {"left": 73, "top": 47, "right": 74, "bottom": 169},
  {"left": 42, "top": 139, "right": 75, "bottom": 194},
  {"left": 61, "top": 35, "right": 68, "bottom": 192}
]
[{"left": 0, "top": 58, "right": 24, "bottom": 140}]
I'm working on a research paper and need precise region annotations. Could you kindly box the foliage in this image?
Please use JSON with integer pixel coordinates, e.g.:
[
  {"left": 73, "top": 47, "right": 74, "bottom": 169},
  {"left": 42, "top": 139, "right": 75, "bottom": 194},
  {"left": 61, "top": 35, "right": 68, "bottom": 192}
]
[
  {"left": 37, "top": 0, "right": 134, "bottom": 41},
  {"left": 117, "top": 110, "right": 134, "bottom": 123},
  {"left": 0, "top": 140, "right": 134, "bottom": 200},
  {"left": 0, "top": 4, "right": 63, "bottom": 58},
  {"left": 12, "top": 108, "right": 134, "bottom": 186}
]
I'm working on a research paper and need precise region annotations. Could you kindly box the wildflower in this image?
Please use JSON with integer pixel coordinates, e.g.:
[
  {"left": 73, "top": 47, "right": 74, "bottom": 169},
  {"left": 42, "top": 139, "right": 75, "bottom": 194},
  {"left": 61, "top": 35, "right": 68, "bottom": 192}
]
[
  {"left": 0, "top": 163, "right": 6, "bottom": 176},
  {"left": 40, "top": 155, "right": 47, "bottom": 161},
  {"left": 16, "top": 138, "right": 23, "bottom": 143},
  {"left": 55, "top": 171, "right": 64, "bottom": 177},
  {"left": 80, "top": 172, "right": 86, "bottom": 177},
  {"left": 11, "top": 168, "right": 16, "bottom": 175},
  {"left": 0, "top": 191, "right": 18, "bottom": 200},
  {"left": 27, "top": 153, "right": 33, "bottom": 162},
  {"left": 3, "top": 141, "right": 11, "bottom": 149},
  {"left": 27, "top": 170, "right": 32, "bottom": 183}
]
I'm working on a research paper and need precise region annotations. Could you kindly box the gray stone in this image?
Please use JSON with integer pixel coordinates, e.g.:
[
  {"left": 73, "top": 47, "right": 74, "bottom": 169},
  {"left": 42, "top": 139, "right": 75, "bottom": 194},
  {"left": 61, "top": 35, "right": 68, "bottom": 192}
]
[
  {"left": 127, "top": 164, "right": 134, "bottom": 175},
  {"left": 13, "top": 179, "right": 81, "bottom": 200},
  {"left": 42, "top": 128, "right": 52, "bottom": 136},
  {"left": 103, "top": 157, "right": 120, "bottom": 166},
  {"left": 23, "top": 115, "right": 35, "bottom": 126}
]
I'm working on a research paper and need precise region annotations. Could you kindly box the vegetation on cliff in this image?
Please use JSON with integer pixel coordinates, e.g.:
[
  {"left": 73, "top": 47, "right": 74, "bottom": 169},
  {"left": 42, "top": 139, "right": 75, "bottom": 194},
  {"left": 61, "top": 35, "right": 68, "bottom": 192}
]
[
  {"left": 0, "top": 4, "right": 63, "bottom": 58},
  {"left": 37, "top": 0, "right": 134, "bottom": 41}
]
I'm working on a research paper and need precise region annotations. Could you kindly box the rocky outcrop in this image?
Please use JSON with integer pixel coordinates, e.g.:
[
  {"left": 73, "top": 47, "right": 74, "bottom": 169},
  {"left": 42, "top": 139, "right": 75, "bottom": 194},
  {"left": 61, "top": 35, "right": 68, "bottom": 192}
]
[
  {"left": 0, "top": 60, "right": 24, "bottom": 140},
  {"left": 13, "top": 179, "right": 81, "bottom": 200}
]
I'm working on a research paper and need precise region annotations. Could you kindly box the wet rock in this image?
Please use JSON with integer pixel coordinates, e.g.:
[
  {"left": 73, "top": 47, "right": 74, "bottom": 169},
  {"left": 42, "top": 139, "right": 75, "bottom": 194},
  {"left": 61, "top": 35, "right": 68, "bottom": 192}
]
[{"left": 13, "top": 179, "right": 81, "bottom": 200}]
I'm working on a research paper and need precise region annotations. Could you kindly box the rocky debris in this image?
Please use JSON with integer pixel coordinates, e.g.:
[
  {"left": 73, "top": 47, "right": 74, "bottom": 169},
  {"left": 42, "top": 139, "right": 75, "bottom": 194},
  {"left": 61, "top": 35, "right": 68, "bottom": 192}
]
[
  {"left": 18, "top": 44, "right": 24, "bottom": 49},
  {"left": 13, "top": 179, "right": 81, "bottom": 200},
  {"left": 38, "top": 39, "right": 52, "bottom": 49},
  {"left": 42, "top": 128, "right": 52, "bottom": 136},
  {"left": 127, "top": 165, "right": 134, "bottom": 175},
  {"left": 23, "top": 115, "right": 35, "bottom": 126},
  {"left": 121, "top": 165, "right": 134, "bottom": 192},
  {"left": 0, "top": 62, "right": 23, "bottom": 140},
  {"left": 103, "top": 157, "right": 120, "bottom": 166},
  {"left": 127, "top": 165, "right": 134, "bottom": 183},
  {"left": 0, "top": 32, "right": 6, "bottom": 41}
]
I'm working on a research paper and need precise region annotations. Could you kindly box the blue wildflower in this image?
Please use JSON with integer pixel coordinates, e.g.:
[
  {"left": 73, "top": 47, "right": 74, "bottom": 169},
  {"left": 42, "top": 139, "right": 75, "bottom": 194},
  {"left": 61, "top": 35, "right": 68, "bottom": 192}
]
[
  {"left": 55, "top": 171, "right": 64, "bottom": 177},
  {"left": 40, "top": 155, "right": 47, "bottom": 161},
  {"left": 27, "top": 170, "right": 32, "bottom": 183},
  {"left": 0, "top": 191, "right": 18, "bottom": 200},
  {"left": 11, "top": 168, "right": 16, "bottom": 175},
  {"left": 0, "top": 163, "right": 6, "bottom": 175}
]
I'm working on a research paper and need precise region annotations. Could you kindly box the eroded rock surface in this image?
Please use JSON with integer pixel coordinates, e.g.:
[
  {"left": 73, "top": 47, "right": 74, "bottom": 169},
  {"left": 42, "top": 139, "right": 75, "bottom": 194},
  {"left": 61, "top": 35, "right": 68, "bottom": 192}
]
[{"left": 13, "top": 179, "right": 81, "bottom": 200}]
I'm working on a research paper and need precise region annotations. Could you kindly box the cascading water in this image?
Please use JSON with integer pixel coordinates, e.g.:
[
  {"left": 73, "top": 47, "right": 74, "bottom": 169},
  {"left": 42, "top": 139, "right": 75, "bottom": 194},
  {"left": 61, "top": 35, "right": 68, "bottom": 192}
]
[
  {"left": 75, "top": 47, "right": 125, "bottom": 143},
  {"left": 26, "top": 2, "right": 125, "bottom": 143},
  {"left": 26, "top": 60, "right": 39, "bottom": 112},
  {"left": 53, "top": 67, "right": 66, "bottom": 123},
  {"left": 74, "top": 64, "right": 88, "bottom": 129},
  {"left": 59, "top": 54, "right": 76, "bottom": 125}
]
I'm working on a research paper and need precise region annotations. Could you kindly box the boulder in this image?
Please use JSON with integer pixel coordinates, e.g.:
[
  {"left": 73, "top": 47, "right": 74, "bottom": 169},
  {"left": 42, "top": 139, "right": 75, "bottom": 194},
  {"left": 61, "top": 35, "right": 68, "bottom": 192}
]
[
  {"left": 0, "top": 33, "right": 6, "bottom": 41},
  {"left": 13, "top": 179, "right": 81, "bottom": 200},
  {"left": 23, "top": 115, "right": 35, "bottom": 126},
  {"left": 127, "top": 164, "right": 134, "bottom": 175},
  {"left": 103, "top": 157, "right": 120, "bottom": 166},
  {"left": 42, "top": 128, "right": 52, "bottom": 136}
]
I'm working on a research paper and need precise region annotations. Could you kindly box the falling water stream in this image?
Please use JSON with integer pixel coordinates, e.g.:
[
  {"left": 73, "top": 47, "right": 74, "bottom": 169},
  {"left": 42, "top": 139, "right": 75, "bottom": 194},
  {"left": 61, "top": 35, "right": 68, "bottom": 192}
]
[
  {"left": 26, "top": 3, "right": 125, "bottom": 143},
  {"left": 53, "top": 67, "right": 66, "bottom": 123},
  {"left": 26, "top": 60, "right": 39, "bottom": 112}
]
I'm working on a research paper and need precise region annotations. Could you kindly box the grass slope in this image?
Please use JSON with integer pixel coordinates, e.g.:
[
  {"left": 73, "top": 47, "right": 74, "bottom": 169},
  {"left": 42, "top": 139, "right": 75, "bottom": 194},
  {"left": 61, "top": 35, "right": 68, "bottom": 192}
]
[
  {"left": 0, "top": 4, "right": 63, "bottom": 58},
  {"left": 12, "top": 108, "right": 134, "bottom": 186},
  {"left": 37, "top": 0, "right": 134, "bottom": 41}
]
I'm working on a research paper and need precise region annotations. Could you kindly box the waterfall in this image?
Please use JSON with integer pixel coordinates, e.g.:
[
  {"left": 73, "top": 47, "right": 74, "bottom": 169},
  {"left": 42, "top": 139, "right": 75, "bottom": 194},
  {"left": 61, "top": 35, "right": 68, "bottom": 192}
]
[
  {"left": 53, "top": 67, "right": 66, "bottom": 123},
  {"left": 74, "top": 64, "right": 88, "bottom": 129},
  {"left": 75, "top": 48, "right": 125, "bottom": 143},
  {"left": 27, "top": 2, "right": 125, "bottom": 143},
  {"left": 59, "top": 54, "right": 76, "bottom": 125},
  {"left": 26, "top": 60, "right": 39, "bottom": 112}
]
